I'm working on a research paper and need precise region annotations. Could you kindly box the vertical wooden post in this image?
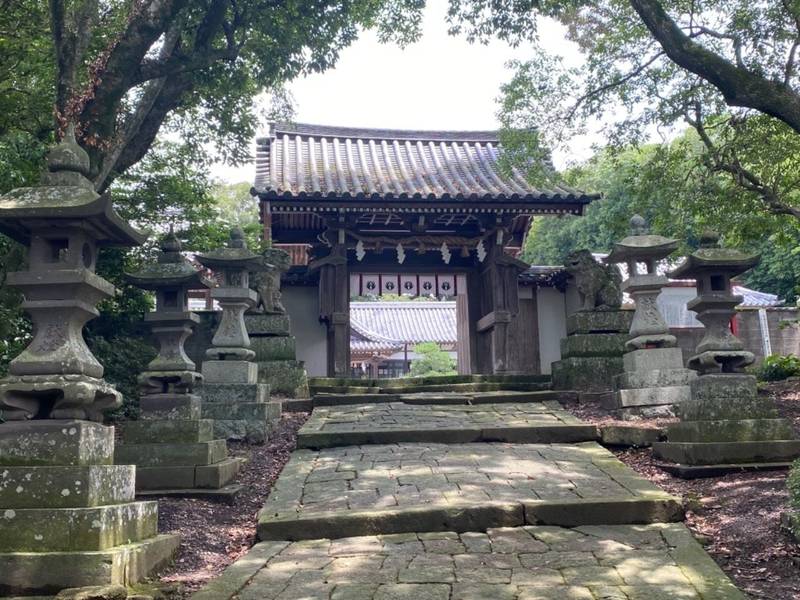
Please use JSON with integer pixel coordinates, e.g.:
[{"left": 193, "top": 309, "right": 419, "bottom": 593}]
[{"left": 317, "top": 241, "right": 350, "bottom": 377}]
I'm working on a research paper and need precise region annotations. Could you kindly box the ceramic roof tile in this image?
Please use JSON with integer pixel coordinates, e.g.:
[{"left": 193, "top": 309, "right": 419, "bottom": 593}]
[
  {"left": 254, "top": 123, "right": 596, "bottom": 204},
  {"left": 350, "top": 301, "right": 456, "bottom": 353}
]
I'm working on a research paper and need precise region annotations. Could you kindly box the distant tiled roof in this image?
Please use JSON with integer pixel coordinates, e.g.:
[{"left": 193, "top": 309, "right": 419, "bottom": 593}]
[
  {"left": 350, "top": 301, "right": 457, "bottom": 354},
  {"left": 254, "top": 123, "right": 596, "bottom": 205}
]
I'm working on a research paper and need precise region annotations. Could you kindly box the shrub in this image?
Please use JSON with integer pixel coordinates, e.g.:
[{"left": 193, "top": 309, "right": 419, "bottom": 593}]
[
  {"left": 408, "top": 342, "right": 457, "bottom": 378},
  {"left": 88, "top": 335, "right": 156, "bottom": 422},
  {"left": 788, "top": 459, "right": 800, "bottom": 538},
  {"left": 756, "top": 354, "right": 800, "bottom": 381}
]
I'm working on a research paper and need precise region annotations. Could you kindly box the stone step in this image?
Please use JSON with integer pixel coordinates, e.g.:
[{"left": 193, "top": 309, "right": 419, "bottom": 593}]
[
  {"left": 311, "top": 390, "right": 568, "bottom": 407},
  {"left": 193, "top": 523, "right": 744, "bottom": 600},
  {"left": 257, "top": 441, "right": 682, "bottom": 542},
  {"left": 0, "top": 501, "right": 159, "bottom": 552},
  {"left": 115, "top": 439, "right": 228, "bottom": 468},
  {"left": 297, "top": 402, "right": 597, "bottom": 449},
  {"left": 308, "top": 374, "right": 551, "bottom": 394},
  {"left": 653, "top": 439, "right": 800, "bottom": 465},
  {"left": 0, "top": 533, "right": 180, "bottom": 596},
  {"left": 135, "top": 457, "right": 242, "bottom": 490}
]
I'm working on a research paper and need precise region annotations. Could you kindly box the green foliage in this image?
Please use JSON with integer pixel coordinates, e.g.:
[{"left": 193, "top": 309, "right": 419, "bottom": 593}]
[
  {"left": 755, "top": 355, "right": 800, "bottom": 382},
  {"left": 789, "top": 459, "right": 800, "bottom": 537},
  {"left": 408, "top": 342, "right": 457, "bottom": 377},
  {"left": 87, "top": 336, "right": 156, "bottom": 422}
]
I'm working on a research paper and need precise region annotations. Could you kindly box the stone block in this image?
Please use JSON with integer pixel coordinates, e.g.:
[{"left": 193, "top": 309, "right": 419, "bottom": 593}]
[
  {"left": 245, "top": 313, "right": 292, "bottom": 336},
  {"left": 566, "top": 310, "right": 633, "bottom": 335},
  {"left": 0, "top": 465, "right": 135, "bottom": 509},
  {"left": 653, "top": 440, "right": 800, "bottom": 465},
  {"left": 250, "top": 336, "right": 296, "bottom": 361},
  {"left": 0, "top": 420, "right": 113, "bottom": 467},
  {"left": 138, "top": 394, "right": 201, "bottom": 420},
  {"left": 257, "top": 360, "right": 309, "bottom": 397},
  {"left": 615, "top": 367, "right": 696, "bottom": 389},
  {"left": 679, "top": 375, "right": 776, "bottom": 421},
  {"left": 615, "top": 385, "right": 691, "bottom": 408},
  {"left": 0, "top": 501, "right": 158, "bottom": 552},
  {"left": 135, "top": 465, "right": 197, "bottom": 490},
  {"left": 551, "top": 356, "right": 623, "bottom": 392},
  {"left": 202, "top": 360, "right": 258, "bottom": 384},
  {"left": 202, "top": 399, "right": 281, "bottom": 421},
  {"left": 120, "top": 419, "right": 214, "bottom": 444},
  {"left": 212, "top": 419, "right": 271, "bottom": 444},
  {"left": 600, "top": 425, "right": 664, "bottom": 447},
  {"left": 196, "top": 457, "right": 242, "bottom": 488},
  {"left": 114, "top": 439, "right": 227, "bottom": 467},
  {"left": 202, "top": 382, "right": 270, "bottom": 404},
  {"left": 0, "top": 533, "right": 180, "bottom": 595},
  {"left": 622, "top": 347, "right": 685, "bottom": 373},
  {"left": 666, "top": 418, "right": 796, "bottom": 443},
  {"left": 560, "top": 333, "right": 628, "bottom": 358}
]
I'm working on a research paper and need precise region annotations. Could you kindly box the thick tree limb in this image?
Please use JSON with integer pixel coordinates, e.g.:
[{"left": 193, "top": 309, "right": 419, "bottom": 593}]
[{"left": 629, "top": 0, "right": 800, "bottom": 134}]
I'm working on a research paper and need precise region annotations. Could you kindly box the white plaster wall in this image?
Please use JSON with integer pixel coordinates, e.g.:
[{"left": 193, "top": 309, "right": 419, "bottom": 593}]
[
  {"left": 283, "top": 286, "right": 328, "bottom": 377},
  {"left": 536, "top": 287, "right": 567, "bottom": 374}
]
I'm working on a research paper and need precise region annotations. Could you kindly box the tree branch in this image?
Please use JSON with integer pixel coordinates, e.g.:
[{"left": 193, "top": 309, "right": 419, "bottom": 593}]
[{"left": 629, "top": 0, "right": 800, "bottom": 134}]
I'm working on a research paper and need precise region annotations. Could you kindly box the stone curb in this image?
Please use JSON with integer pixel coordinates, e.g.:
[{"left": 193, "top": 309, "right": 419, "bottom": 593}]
[
  {"left": 256, "top": 495, "right": 681, "bottom": 542},
  {"left": 296, "top": 425, "right": 599, "bottom": 449}
]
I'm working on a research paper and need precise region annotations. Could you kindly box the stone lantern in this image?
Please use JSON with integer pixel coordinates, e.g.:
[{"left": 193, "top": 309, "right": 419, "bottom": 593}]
[
  {"left": 605, "top": 215, "right": 695, "bottom": 417},
  {"left": 653, "top": 231, "right": 800, "bottom": 475},
  {"left": 0, "top": 128, "right": 178, "bottom": 594},
  {"left": 114, "top": 230, "right": 241, "bottom": 494},
  {"left": 197, "top": 228, "right": 279, "bottom": 443}
]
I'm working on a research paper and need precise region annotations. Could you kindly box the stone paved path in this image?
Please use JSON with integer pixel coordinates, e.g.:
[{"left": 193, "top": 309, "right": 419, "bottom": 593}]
[
  {"left": 297, "top": 402, "right": 597, "bottom": 448},
  {"left": 193, "top": 524, "right": 743, "bottom": 600},
  {"left": 192, "top": 395, "right": 745, "bottom": 599},
  {"left": 257, "top": 442, "right": 680, "bottom": 541}
]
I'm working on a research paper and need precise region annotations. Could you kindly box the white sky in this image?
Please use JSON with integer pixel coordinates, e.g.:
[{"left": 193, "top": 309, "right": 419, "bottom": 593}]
[{"left": 211, "top": 0, "right": 587, "bottom": 184}]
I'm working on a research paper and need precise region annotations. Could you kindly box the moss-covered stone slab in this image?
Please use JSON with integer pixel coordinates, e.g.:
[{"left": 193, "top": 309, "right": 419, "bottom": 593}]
[
  {"left": 196, "top": 457, "right": 242, "bottom": 489},
  {"left": 115, "top": 440, "right": 227, "bottom": 467},
  {"left": 0, "top": 465, "right": 135, "bottom": 509},
  {"left": 666, "top": 419, "right": 796, "bottom": 443},
  {"left": 600, "top": 426, "right": 664, "bottom": 448},
  {"left": 616, "top": 386, "right": 691, "bottom": 408},
  {"left": 202, "top": 382, "right": 270, "bottom": 404},
  {"left": 0, "top": 501, "right": 158, "bottom": 552},
  {"left": 138, "top": 394, "right": 201, "bottom": 420},
  {"left": 120, "top": 419, "right": 214, "bottom": 444},
  {"left": 653, "top": 440, "right": 800, "bottom": 465},
  {"left": 566, "top": 310, "right": 633, "bottom": 335},
  {"left": 0, "top": 420, "right": 113, "bottom": 467},
  {"left": 134, "top": 457, "right": 241, "bottom": 491},
  {"left": 551, "top": 357, "right": 624, "bottom": 392},
  {"left": 560, "top": 333, "right": 628, "bottom": 358},
  {"left": 245, "top": 314, "right": 291, "bottom": 336},
  {"left": 250, "top": 336, "right": 296, "bottom": 361},
  {"left": 202, "top": 400, "right": 281, "bottom": 421},
  {"left": 257, "top": 360, "right": 309, "bottom": 398},
  {"left": 0, "top": 532, "right": 180, "bottom": 595}
]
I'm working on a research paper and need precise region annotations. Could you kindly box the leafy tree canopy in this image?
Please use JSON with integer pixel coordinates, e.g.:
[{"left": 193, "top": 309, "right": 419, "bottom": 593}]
[
  {"left": 408, "top": 342, "right": 458, "bottom": 377},
  {"left": 446, "top": 0, "right": 800, "bottom": 221}
]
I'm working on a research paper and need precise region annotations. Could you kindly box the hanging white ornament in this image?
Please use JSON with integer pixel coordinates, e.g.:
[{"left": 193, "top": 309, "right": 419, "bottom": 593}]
[
  {"left": 355, "top": 240, "right": 365, "bottom": 261},
  {"left": 440, "top": 242, "right": 451, "bottom": 264},
  {"left": 396, "top": 243, "right": 406, "bottom": 264},
  {"left": 477, "top": 240, "right": 487, "bottom": 263}
]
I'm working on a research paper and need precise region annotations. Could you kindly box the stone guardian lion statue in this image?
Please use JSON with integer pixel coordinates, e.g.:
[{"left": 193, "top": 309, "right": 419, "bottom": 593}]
[{"left": 564, "top": 249, "right": 622, "bottom": 311}]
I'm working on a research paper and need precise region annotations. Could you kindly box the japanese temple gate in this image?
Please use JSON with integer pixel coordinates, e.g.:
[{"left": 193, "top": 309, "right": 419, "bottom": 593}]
[{"left": 252, "top": 123, "right": 596, "bottom": 377}]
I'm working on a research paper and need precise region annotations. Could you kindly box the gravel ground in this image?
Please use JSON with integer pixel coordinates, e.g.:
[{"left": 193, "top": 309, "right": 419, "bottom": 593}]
[
  {"left": 155, "top": 413, "right": 308, "bottom": 596},
  {"left": 567, "top": 382, "right": 800, "bottom": 600}
]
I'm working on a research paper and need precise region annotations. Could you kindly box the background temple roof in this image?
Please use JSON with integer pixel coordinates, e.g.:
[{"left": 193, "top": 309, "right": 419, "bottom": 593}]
[
  {"left": 350, "top": 300, "right": 457, "bottom": 354},
  {"left": 254, "top": 122, "right": 596, "bottom": 206}
]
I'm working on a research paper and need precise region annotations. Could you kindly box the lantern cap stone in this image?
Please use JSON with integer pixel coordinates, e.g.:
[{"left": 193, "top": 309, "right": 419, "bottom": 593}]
[
  {"left": 125, "top": 230, "right": 212, "bottom": 289},
  {"left": 668, "top": 229, "right": 759, "bottom": 279},
  {"left": 605, "top": 215, "right": 679, "bottom": 264},
  {"left": 196, "top": 227, "right": 265, "bottom": 270},
  {"left": 0, "top": 125, "right": 145, "bottom": 247}
]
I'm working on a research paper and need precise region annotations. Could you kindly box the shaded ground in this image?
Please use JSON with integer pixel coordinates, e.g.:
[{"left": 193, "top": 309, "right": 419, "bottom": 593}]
[
  {"left": 156, "top": 413, "right": 308, "bottom": 595},
  {"left": 566, "top": 382, "right": 800, "bottom": 600}
]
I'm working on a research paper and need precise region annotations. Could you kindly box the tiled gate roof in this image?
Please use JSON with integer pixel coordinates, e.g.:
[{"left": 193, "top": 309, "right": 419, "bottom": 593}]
[
  {"left": 350, "top": 301, "right": 457, "bottom": 353},
  {"left": 254, "top": 123, "right": 595, "bottom": 205}
]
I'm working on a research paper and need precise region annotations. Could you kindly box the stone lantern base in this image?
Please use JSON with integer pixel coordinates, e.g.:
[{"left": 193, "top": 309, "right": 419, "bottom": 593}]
[
  {"left": 115, "top": 392, "right": 242, "bottom": 494},
  {"left": 246, "top": 313, "right": 310, "bottom": 398},
  {"left": 653, "top": 374, "right": 800, "bottom": 476},
  {"left": 0, "top": 420, "right": 179, "bottom": 595},
  {"left": 551, "top": 310, "right": 633, "bottom": 393},
  {"left": 608, "top": 347, "right": 696, "bottom": 418}
]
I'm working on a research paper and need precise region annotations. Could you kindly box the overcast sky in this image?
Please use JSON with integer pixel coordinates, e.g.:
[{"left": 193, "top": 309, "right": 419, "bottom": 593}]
[{"left": 211, "top": 0, "right": 584, "bottom": 184}]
